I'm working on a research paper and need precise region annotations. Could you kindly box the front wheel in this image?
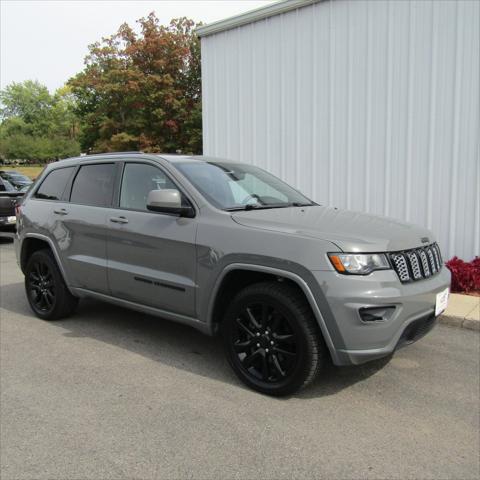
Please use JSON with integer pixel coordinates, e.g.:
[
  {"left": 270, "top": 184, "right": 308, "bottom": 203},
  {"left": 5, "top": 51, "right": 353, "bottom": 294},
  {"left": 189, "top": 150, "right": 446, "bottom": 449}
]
[
  {"left": 222, "top": 281, "right": 324, "bottom": 396},
  {"left": 25, "top": 249, "right": 78, "bottom": 320}
]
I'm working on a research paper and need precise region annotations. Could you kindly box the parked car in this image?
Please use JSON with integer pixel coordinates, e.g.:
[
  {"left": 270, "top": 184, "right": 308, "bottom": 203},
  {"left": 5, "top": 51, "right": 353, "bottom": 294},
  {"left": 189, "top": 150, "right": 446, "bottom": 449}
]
[
  {"left": 0, "top": 170, "right": 33, "bottom": 191},
  {"left": 0, "top": 177, "right": 24, "bottom": 231},
  {"left": 14, "top": 153, "right": 451, "bottom": 395}
]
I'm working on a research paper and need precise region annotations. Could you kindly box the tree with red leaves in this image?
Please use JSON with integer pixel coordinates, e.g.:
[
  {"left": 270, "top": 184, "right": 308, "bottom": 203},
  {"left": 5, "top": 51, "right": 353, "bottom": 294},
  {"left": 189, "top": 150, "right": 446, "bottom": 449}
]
[{"left": 69, "top": 14, "right": 202, "bottom": 154}]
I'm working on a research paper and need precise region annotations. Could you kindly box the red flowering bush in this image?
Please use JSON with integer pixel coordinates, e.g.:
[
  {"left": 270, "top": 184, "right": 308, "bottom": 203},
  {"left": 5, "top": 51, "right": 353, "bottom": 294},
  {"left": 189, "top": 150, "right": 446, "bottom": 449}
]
[{"left": 445, "top": 256, "right": 480, "bottom": 293}]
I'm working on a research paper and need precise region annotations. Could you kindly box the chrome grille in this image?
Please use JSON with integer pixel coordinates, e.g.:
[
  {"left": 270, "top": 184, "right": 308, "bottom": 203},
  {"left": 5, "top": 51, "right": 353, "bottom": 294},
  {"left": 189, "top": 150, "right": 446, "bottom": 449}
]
[
  {"left": 432, "top": 243, "right": 442, "bottom": 269},
  {"left": 427, "top": 247, "right": 437, "bottom": 273},
  {"left": 389, "top": 243, "right": 443, "bottom": 283},
  {"left": 407, "top": 252, "right": 422, "bottom": 280},
  {"left": 391, "top": 254, "right": 410, "bottom": 282},
  {"left": 418, "top": 250, "right": 431, "bottom": 277}
]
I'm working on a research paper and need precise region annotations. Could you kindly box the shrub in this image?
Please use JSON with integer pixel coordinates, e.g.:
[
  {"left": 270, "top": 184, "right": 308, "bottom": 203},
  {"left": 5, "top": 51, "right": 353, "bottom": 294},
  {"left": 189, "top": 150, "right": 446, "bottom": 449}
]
[{"left": 445, "top": 257, "right": 480, "bottom": 293}]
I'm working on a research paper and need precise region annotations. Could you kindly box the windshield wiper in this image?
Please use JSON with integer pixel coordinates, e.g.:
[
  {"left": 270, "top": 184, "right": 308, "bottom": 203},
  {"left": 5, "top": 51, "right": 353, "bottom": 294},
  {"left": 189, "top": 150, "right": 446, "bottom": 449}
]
[
  {"left": 226, "top": 203, "right": 307, "bottom": 212},
  {"left": 225, "top": 204, "right": 263, "bottom": 211}
]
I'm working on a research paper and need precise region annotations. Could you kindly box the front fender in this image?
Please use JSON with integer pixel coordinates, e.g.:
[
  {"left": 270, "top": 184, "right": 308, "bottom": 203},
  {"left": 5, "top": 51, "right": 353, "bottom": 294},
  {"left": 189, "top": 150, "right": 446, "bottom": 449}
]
[{"left": 202, "top": 260, "right": 345, "bottom": 365}]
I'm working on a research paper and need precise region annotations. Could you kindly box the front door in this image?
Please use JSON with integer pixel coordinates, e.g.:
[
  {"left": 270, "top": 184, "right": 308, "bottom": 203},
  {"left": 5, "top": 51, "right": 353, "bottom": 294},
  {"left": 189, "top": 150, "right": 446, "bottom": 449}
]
[{"left": 106, "top": 162, "right": 197, "bottom": 317}]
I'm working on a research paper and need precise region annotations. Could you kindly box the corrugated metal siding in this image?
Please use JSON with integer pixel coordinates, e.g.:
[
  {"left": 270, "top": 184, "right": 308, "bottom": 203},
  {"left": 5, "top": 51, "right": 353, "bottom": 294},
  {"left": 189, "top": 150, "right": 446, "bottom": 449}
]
[{"left": 201, "top": 0, "right": 480, "bottom": 260}]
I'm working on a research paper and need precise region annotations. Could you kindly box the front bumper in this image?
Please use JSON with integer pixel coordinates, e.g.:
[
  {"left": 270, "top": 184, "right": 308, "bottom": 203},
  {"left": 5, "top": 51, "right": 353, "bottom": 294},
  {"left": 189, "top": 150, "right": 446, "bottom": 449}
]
[{"left": 312, "top": 267, "right": 451, "bottom": 365}]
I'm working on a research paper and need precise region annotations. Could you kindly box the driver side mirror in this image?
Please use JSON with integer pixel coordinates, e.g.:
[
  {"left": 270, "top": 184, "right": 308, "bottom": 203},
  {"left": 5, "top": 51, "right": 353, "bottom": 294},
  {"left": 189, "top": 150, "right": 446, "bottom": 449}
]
[{"left": 146, "top": 189, "right": 195, "bottom": 218}]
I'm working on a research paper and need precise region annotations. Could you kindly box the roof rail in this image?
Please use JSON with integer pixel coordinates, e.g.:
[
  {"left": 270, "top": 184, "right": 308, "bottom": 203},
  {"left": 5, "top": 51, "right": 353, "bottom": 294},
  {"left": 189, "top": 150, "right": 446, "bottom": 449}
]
[{"left": 86, "top": 151, "right": 144, "bottom": 157}]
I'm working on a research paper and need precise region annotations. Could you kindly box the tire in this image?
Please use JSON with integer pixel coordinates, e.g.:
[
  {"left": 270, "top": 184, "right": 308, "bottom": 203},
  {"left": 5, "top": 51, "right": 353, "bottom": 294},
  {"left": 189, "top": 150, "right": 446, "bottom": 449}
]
[
  {"left": 222, "top": 281, "right": 324, "bottom": 396},
  {"left": 25, "top": 249, "right": 78, "bottom": 320}
]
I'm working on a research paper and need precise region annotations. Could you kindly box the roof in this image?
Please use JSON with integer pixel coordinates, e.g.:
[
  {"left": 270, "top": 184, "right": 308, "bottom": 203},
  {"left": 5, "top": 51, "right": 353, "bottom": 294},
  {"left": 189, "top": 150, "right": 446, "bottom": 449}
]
[
  {"left": 55, "top": 153, "right": 233, "bottom": 166},
  {"left": 156, "top": 154, "right": 197, "bottom": 163},
  {"left": 196, "top": 0, "right": 321, "bottom": 38}
]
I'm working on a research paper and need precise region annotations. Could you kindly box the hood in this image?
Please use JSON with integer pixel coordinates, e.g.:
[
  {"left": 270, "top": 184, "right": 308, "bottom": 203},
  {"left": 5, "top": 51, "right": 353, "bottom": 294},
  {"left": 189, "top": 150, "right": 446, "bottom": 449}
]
[{"left": 231, "top": 206, "right": 434, "bottom": 253}]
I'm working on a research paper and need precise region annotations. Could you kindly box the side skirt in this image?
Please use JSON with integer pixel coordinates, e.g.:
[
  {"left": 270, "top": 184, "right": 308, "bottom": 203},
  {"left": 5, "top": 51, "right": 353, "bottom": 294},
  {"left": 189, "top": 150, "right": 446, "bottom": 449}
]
[{"left": 71, "top": 287, "right": 212, "bottom": 335}]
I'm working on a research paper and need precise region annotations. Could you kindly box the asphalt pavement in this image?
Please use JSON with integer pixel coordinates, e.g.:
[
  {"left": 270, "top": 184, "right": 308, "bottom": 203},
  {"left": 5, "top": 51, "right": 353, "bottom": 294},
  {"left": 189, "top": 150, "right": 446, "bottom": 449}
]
[{"left": 1, "top": 237, "right": 479, "bottom": 480}]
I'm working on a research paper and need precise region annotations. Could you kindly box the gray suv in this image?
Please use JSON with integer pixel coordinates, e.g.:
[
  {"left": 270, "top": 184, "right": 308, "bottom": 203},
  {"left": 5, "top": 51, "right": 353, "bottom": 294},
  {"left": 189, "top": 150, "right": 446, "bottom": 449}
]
[{"left": 15, "top": 153, "right": 451, "bottom": 396}]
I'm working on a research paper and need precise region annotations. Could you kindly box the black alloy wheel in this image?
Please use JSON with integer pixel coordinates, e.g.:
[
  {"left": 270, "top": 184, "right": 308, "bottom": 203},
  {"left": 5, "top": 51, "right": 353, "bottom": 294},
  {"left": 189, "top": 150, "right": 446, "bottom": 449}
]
[
  {"left": 27, "top": 259, "right": 56, "bottom": 314},
  {"left": 232, "top": 303, "right": 299, "bottom": 383},
  {"left": 223, "top": 281, "right": 324, "bottom": 396},
  {"left": 25, "top": 249, "right": 78, "bottom": 320}
]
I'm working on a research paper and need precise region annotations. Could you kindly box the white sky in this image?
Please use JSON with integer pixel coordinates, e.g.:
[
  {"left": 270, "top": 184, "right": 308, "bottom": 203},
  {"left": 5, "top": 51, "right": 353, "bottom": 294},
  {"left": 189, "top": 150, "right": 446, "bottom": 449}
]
[{"left": 0, "top": 0, "right": 273, "bottom": 92}]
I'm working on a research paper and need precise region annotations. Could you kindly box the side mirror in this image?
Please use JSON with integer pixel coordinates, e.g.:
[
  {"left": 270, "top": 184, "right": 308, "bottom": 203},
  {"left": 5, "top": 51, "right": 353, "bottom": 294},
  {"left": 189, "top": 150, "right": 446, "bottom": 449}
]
[{"left": 146, "top": 189, "right": 194, "bottom": 218}]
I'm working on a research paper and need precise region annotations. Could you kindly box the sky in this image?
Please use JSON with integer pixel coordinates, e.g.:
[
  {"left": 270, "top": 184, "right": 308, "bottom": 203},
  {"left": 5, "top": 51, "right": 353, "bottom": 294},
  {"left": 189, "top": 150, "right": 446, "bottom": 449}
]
[{"left": 0, "top": 0, "right": 273, "bottom": 92}]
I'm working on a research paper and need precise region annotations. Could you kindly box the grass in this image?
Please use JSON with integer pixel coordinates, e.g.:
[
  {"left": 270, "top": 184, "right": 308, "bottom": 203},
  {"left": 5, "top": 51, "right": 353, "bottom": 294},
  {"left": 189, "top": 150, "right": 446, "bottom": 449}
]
[{"left": 0, "top": 165, "right": 44, "bottom": 179}]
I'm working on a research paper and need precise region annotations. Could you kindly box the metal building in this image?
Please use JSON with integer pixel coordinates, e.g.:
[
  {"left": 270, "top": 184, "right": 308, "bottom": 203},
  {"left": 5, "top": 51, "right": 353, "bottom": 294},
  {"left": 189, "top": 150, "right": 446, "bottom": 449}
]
[{"left": 197, "top": 0, "right": 479, "bottom": 260}]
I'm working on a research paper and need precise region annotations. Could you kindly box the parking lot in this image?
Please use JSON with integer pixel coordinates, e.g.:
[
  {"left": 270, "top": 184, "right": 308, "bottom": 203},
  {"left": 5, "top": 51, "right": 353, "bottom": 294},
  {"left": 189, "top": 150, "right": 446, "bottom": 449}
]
[{"left": 1, "top": 237, "right": 479, "bottom": 479}]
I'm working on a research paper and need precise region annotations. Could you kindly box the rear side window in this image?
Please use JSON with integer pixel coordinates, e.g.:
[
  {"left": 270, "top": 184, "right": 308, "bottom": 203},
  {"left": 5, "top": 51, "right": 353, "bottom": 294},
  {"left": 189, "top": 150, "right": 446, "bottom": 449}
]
[
  {"left": 35, "top": 167, "right": 74, "bottom": 200},
  {"left": 70, "top": 163, "right": 116, "bottom": 207}
]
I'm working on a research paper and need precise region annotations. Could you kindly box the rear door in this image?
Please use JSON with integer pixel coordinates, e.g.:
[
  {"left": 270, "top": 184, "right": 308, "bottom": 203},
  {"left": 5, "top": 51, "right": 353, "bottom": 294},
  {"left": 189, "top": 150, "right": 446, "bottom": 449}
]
[
  {"left": 105, "top": 161, "right": 197, "bottom": 317},
  {"left": 61, "top": 162, "right": 118, "bottom": 294},
  {"left": 24, "top": 164, "right": 75, "bottom": 253}
]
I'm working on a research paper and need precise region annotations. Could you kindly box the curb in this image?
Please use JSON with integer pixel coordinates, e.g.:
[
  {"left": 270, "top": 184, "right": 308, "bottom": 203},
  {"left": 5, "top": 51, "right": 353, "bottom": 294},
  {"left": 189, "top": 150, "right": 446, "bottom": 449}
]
[
  {"left": 437, "top": 293, "right": 480, "bottom": 331},
  {"left": 438, "top": 314, "right": 480, "bottom": 331}
]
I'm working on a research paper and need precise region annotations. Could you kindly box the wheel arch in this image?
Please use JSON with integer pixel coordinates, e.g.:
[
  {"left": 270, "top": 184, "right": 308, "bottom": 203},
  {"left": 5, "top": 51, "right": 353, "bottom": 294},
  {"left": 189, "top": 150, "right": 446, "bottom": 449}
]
[
  {"left": 20, "top": 234, "right": 71, "bottom": 289},
  {"left": 207, "top": 263, "right": 338, "bottom": 363}
]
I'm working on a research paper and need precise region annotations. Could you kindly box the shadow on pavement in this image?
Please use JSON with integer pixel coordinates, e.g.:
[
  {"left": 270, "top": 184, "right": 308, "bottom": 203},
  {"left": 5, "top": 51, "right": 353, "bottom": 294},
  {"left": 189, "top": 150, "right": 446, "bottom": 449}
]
[{"left": 0, "top": 281, "right": 390, "bottom": 399}]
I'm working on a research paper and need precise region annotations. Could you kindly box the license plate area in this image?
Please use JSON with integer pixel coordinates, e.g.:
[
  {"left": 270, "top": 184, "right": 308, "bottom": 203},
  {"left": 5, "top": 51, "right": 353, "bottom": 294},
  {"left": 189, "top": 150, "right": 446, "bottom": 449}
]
[{"left": 435, "top": 287, "right": 449, "bottom": 316}]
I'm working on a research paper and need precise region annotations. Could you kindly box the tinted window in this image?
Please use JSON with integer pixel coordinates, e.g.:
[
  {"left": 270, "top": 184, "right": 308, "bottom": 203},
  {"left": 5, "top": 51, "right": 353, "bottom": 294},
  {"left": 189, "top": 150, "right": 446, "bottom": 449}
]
[
  {"left": 70, "top": 164, "right": 116, "bottom": 207},
  {"left": 35, "top": 167, "right": 74, "bottom": 200},
  {"left": 120, "top": 163, "right": 177, "bottom": 211}
]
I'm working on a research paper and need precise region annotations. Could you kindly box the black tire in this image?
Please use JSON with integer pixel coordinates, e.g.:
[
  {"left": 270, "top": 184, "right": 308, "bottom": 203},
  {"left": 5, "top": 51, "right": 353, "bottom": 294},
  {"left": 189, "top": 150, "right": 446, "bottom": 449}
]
[
  {"left": 25, "top": 249, "right": 78, "bottom": 320},
  {"left": 222, "top": 281, "right": 324, "bottom": 396}
]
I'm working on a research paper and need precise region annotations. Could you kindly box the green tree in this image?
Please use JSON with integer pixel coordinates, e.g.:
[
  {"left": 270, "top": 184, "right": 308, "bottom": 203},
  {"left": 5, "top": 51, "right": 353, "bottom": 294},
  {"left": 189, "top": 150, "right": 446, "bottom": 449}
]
[
  {"left": 68, "top": 15, "right": 202, "bottom": 154},
  {"left": 50, "top": 86, "right": 81, "bottom": 140},
  {"left": 0, "top": 80, "right": 52, "bottom": 136},
  {"left": 0, "top": 81, "right": 81, "bottom": 163}
]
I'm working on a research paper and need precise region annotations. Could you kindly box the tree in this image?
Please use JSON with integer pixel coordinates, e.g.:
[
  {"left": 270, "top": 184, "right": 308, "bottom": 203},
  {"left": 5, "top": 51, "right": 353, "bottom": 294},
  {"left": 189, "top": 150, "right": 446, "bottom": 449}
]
[
  {"left": 0, "top": 80, "right": 53, "bottom": 137},
  {"left": 68, "top": 15, "right": 202, "bottom": 154},
  {"left": 0, "top": 81, "right": 81, "bottom": 163}
]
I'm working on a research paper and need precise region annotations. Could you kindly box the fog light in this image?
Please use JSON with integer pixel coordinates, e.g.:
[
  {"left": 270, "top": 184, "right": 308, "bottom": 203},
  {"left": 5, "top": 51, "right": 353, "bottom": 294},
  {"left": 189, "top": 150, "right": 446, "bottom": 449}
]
[{"left": 359, "top": 306, "right": 396, "bottom": 322}]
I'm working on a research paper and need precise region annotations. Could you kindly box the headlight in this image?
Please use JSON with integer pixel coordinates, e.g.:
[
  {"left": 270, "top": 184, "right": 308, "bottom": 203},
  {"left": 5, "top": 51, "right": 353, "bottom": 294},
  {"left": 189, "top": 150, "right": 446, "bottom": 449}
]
[{"left": 328, "top": 253, "right": 390, "bottom": 275}]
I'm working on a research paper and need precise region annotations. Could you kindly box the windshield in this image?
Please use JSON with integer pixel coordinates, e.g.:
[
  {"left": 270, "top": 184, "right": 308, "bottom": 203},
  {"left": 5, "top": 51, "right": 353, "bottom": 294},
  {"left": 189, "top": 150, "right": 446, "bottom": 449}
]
[
  {"left": 8, "top": 173, "right": 31, "bottom": 182},
  {"left": 0, "top": 178, "right": 16, "bottom": 192},
  {"left": 174, "top": 161, "right": 314, "bottom": 211}
]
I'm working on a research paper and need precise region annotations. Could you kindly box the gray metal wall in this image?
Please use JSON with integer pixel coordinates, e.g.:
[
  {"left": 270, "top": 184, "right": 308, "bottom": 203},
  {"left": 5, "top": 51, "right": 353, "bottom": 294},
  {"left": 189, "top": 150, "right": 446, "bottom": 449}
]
[{"left": 201, "top": 0, "right": 479, "bottom": 260}]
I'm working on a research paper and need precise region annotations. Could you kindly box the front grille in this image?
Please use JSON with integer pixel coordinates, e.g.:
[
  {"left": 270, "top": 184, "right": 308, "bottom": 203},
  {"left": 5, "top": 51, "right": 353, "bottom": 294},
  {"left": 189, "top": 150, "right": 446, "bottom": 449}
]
[{"left": 390, "top": 243, "right": 443, "bottom": 283}]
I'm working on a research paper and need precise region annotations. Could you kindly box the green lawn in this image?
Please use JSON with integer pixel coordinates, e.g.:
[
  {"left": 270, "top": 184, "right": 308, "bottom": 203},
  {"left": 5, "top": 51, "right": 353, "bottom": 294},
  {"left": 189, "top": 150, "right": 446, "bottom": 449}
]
[{"left": 0, "top": 165, "right": 44, "bottom": 180}]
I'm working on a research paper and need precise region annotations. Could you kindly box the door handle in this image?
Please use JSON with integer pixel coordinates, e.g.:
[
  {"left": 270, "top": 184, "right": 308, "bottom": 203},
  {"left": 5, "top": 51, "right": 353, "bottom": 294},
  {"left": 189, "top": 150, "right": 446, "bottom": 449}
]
[
  {"left": 53, "top": 208, "right": 68, "bottom": 216},
  {"left": 109, "top": 216, "right": 128, "bottom": 224}
]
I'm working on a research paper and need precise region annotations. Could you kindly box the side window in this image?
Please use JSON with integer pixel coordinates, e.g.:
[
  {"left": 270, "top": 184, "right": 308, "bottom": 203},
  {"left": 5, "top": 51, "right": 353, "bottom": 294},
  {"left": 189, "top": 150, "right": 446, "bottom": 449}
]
[
  {"left": 70, "top": 164, "right": 116, "bottom": 207},
  {"left": 35, "top": 167, "right": 74, "bottom": 201},
  {"left": 119, "top": 163, "right": 177, "bottom": 211}
]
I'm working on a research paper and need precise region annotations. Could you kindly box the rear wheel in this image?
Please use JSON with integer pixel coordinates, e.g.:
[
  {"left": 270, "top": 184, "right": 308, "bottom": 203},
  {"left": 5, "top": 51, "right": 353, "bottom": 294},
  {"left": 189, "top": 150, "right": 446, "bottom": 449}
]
[
  {"left": 25, "top": 249, "right": 78, "bottom": 320},
  {"left": 222, "top": 281, "right": 324, "bottom": 396}
]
